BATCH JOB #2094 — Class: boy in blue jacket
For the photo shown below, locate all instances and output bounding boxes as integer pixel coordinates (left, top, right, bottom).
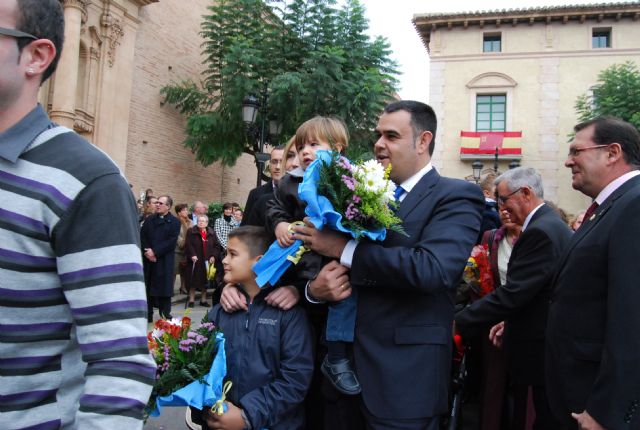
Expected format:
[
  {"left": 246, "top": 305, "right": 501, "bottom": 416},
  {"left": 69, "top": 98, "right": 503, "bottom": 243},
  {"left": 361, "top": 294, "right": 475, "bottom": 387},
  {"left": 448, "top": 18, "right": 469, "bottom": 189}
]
[{"left": 190, "top": 226, "right": 314, "bottom": 430}]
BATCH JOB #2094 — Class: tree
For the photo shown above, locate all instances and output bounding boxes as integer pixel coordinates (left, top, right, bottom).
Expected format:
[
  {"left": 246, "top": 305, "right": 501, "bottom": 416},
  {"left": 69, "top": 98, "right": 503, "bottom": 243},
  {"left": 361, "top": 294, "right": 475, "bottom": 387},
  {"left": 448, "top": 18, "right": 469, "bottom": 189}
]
[
  {"left": 575, "top": 61, "right": 640, "bottom": 130},
  {"left": 161, "top": 0, "right": 398, "bottom": 166}
]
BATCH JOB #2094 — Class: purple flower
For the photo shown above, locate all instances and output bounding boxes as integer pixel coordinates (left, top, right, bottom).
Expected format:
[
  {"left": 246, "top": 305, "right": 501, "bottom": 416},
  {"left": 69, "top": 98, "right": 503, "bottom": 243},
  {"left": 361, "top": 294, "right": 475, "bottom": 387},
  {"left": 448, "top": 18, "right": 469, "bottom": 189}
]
[
  {"left": 179, "top": 338, "right": 196, "bottom": 352},
  {"left": 352, "top": 195, "right": 361, "bottom": 204},
  {"left": 345, "top": 203, "right": 360, "bottom": 220},
  {"left": 341, "top": 174, "right": 356, "bottom": 191},
  {"left": 337, "top": 156, "right": 352, "bottom": 171},
  {"left": 200, "top": 322, "right": 216, "bottom": 331}
]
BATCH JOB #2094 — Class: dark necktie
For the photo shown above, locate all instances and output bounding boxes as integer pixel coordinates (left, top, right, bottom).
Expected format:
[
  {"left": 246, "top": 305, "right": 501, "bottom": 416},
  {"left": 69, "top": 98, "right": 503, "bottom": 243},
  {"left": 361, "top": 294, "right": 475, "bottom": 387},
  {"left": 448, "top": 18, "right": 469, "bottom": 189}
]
[{"left": 581, "top": 201, "right": 599, "bottom": 226}]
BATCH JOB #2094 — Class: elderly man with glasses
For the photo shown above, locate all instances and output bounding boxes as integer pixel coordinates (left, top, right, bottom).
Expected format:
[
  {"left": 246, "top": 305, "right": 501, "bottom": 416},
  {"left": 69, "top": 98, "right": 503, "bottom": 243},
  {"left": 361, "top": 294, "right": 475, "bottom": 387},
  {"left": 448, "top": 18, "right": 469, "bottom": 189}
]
[
  {"left": 0, "top": 1, "right": 155, "bottom": 429},
  {"left": 456, "top": 167, "right": 572, "bottom": 430}
]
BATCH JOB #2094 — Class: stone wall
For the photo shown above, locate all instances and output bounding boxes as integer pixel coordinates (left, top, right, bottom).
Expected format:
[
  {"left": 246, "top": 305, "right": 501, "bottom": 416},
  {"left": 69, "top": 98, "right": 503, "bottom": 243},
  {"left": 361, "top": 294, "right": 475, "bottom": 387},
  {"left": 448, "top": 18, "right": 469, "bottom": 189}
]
[{"left": 125, "top": 0, "right": 256, "bottom": 208}]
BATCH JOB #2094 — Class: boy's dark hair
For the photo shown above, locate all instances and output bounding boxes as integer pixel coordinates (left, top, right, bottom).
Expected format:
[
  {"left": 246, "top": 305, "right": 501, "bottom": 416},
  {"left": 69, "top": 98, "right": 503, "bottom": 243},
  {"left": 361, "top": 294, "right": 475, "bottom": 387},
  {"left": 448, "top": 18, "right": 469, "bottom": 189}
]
[
  {"left": 228, "top": 226, "right": 270, "bottom": 258},
  {"left": 16, "top": 0, "right": 65, "bottom": 83},
  {"left": 383, "top": 100, "right": 437, "bottom": 156},
  {"left": 222, "top": 202, "right": 233, "bottom": 210}
]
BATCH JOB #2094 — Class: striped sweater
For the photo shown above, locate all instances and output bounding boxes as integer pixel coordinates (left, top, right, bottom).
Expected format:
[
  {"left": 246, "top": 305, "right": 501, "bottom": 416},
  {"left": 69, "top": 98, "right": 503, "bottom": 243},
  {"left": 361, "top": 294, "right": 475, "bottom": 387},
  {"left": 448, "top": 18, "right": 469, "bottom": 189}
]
[{"left": 0, "top": 106, "right": 156, "bottom": 430}]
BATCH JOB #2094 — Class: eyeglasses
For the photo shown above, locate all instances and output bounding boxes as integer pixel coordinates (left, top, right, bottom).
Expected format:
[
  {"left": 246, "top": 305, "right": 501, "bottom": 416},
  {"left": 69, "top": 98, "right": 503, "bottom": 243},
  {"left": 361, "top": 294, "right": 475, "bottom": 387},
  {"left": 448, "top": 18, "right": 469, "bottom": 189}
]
[
  {"left": 497, "top": 187, "right": 523, "bottom": 205},
  {"left": 0, "top": 27, "right": 38, "bottom": 40},
  {"left": 567, "top": 144, "right": 610, "bottom": 157}
]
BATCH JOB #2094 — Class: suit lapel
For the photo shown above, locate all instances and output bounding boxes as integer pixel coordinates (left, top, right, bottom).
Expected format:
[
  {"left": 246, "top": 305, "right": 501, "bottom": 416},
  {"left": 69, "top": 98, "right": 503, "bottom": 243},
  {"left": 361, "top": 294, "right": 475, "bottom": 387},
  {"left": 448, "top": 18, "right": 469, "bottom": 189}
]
[{"left": 397, "top": 169, "right": 439, "bottom": 219}]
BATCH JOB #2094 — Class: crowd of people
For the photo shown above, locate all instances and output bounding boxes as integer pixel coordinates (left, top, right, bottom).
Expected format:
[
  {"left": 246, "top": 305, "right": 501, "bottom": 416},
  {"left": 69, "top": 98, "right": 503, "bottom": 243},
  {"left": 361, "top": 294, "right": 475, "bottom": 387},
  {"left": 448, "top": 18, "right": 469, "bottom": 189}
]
[{"left": 2, "top": 2, "right": 639, "bottom": 430}]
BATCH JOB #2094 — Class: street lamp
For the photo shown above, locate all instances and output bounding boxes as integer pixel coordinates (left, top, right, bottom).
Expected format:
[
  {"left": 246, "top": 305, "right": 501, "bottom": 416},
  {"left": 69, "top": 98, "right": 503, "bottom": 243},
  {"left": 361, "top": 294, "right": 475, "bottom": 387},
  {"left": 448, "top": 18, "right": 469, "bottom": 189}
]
[
  {"left": 493, "top": 146, "right": 499, "bottom": 173},
  {"left": 242, "top": 85, "right": 281, "bottom": 187},
  {"left": 472, "top": 160, "right": 484, "bottom": 183}
]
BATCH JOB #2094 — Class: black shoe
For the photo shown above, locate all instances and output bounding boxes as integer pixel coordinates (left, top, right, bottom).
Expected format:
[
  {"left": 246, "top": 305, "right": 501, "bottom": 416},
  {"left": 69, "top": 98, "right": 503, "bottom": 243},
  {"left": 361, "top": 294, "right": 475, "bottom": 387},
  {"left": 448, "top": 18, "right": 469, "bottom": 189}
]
[
  {"left": 161, "top": 313, "right": 173, "bottom": 320},
  {"left": 199, "top": 301, "right": 211, "bottom": 308},
  {"left": 321, "top": 356, "right": 361, "bottom": 395},
  {"left": 187, "top": 302, "right": 195, "bottom": 308}
]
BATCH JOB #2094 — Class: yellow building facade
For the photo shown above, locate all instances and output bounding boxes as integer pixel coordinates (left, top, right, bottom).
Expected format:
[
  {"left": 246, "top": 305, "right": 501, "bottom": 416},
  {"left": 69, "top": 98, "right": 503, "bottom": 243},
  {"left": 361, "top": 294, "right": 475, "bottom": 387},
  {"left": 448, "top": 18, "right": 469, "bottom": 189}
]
[{"left": 414, "top": 3, "right": 640, "bottom": 214}]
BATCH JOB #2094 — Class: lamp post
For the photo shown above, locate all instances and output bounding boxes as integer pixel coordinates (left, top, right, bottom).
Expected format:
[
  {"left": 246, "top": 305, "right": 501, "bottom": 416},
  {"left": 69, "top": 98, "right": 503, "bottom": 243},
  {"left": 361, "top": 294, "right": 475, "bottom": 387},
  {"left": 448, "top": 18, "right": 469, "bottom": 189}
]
[
  {"left": 242, "top": 84, "right": 280, "bottom": 187},
  {"left": 493, "top": 146, "right": 500, "bottom": 173},
  {"left": 472, "top": 160, "right": 484, "bottom": 184}
]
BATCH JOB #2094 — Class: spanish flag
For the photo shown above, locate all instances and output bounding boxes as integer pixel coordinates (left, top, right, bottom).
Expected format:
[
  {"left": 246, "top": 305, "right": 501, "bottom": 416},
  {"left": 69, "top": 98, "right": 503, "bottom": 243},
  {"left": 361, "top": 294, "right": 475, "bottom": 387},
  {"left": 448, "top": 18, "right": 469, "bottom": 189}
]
[{"left": 459, "top": 131, "right": 522, "bottom": 156}]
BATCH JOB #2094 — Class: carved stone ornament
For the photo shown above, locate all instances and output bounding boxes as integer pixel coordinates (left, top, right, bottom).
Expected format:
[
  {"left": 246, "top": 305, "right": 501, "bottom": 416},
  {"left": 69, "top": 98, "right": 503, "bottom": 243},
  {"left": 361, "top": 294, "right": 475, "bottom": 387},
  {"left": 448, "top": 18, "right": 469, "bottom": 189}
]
[
  {"left": 101, "top": 12, "right": 124, "bottom": 67},
  {"left": 62, "top": 0, "right": 88, "bottom": 22}
]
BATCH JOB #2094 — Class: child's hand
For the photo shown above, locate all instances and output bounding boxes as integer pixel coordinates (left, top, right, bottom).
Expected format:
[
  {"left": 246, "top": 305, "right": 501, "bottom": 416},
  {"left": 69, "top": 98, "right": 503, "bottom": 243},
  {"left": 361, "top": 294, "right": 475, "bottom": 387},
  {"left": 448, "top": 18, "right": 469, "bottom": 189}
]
[
  {"left": 203, "top": 402, "right": 246, "bottom": 430},
  {"left": 265, "top": 285, "right": 300, "bottom": 310},
  {"left": 276, "top": 222, "right": 295, "bottom": 247},
  {"left": 220, "top": 284, "right": 248, "bottom": 312}
]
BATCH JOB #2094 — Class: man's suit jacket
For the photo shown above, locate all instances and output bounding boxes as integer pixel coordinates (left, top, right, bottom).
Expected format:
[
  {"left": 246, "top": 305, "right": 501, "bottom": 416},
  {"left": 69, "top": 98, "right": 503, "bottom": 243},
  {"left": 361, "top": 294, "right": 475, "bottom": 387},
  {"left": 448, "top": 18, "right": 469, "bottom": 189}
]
[
  {"left": 546, "top": 175, "right": 640, "bottom": 429},
  {"left": 243, "top": 181, "right": 273, "bottom": 225},
  {"left": 456, "top": 204, "right": 572, "bottom": 386},
  {"left": 350, "top": 169, "right": 484, "bottom": 419}
]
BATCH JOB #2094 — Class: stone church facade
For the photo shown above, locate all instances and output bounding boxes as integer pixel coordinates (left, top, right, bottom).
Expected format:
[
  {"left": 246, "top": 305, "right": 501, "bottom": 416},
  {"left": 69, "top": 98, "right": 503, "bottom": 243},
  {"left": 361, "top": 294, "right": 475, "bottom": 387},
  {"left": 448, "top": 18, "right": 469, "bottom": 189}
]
[{"left": 39, "top": 0, "right": 256, "bottom": 208}]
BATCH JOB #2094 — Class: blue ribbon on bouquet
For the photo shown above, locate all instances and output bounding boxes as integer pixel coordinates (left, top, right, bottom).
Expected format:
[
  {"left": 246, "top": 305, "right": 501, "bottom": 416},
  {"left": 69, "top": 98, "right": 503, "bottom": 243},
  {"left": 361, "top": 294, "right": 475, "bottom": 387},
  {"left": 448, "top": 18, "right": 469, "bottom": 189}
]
[
  {"left": 149, "top": 331, "right": 228, "bottom": 416},
  {"left": 253, "top": 150, "right": 386, "bottom": 288}
]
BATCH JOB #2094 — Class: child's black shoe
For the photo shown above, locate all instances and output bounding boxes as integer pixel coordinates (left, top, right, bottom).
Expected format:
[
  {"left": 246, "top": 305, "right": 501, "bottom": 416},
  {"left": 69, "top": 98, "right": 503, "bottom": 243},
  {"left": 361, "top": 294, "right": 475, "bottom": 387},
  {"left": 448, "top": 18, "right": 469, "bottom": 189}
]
[{"left": 321, "top": 355, "right": 361, "bottom": 395}]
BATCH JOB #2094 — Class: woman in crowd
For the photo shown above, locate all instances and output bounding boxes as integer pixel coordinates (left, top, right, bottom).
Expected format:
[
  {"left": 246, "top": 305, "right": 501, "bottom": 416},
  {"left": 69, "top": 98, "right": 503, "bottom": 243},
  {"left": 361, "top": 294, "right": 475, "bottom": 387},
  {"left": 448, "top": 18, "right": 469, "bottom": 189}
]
[
  {"left": 570, "top": 210, "right": 586, "bottom": 231},
  {"left": 173, "top": 203, "right": 193, "bottom": 295},
  {"left": 214, "top": 202, "right": 236, "bottom": 250},
  {"left": 185, "top": 214, "right": 222, "bottom": 308}
]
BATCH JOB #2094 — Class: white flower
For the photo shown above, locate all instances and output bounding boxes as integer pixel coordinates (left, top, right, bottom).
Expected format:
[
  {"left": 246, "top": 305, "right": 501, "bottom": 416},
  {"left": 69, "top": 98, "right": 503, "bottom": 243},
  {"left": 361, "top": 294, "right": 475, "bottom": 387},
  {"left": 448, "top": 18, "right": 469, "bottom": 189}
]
[
  {"left": 151, "top": 328, "right": 165, "bottom": 340},
  {"left": 353, "top": 160, "right": 388, "bottom": 194}
]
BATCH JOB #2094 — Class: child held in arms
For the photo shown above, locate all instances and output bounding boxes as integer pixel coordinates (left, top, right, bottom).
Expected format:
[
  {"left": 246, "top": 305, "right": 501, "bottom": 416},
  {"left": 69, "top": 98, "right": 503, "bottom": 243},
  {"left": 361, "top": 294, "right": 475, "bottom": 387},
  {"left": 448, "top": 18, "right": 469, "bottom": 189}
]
[
  {"left": 188, "top": 226, "right": 313, "bottom": 430},
  {"left": 265, "top": 116, "right": 361, "bottom": 396}
]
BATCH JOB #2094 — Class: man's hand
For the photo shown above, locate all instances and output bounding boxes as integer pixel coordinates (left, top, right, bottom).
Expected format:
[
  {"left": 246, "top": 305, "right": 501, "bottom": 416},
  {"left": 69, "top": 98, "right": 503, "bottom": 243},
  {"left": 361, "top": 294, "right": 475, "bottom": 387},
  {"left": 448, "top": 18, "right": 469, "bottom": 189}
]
[
  {"left": 308, "top": 260, "right": 351, "bottom": 302},
  {"left": 292, "top": 218, "right": 349, "bottom": 259},
  {"left": 275, "top": 222, "right": 295, "bottom": 247},
  {"left": 489, "top": 321, "right": 505, "bottom": 348},
  {"left": 144, "top": 248, "right": 157, "bottom": 262},
  {"left": 204, "top": 402, "right": 246, "bottom": 430},
  {"left": 220, "top": 284, "right": 248, "bottom": 312},
  {"left": 571, "top": 411, "right": 607, "bottom": 430},
  {"left": 265, "top": 285, "right": 300, "bottom": 310}
]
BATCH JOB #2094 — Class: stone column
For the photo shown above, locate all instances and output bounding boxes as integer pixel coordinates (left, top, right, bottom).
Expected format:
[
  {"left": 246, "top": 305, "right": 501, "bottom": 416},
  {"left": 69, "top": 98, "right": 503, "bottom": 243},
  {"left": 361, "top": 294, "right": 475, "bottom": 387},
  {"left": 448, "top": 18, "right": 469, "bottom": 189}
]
[{"left": 49, "top": 0, "right": 85, "bottom": 128}]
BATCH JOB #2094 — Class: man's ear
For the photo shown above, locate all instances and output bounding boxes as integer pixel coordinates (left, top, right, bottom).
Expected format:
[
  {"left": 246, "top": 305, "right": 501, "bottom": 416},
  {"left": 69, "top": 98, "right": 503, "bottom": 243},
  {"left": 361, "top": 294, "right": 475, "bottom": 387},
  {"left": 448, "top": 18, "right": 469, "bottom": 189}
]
[
  {"left": 22, "top": 39, "right": 56, "bottom": 78},
  {"left": 607, "top": 142, "right": 623, "bottom": 164},
  {"left": 417, "top": 131, "right": 433, "bottom": 155}
]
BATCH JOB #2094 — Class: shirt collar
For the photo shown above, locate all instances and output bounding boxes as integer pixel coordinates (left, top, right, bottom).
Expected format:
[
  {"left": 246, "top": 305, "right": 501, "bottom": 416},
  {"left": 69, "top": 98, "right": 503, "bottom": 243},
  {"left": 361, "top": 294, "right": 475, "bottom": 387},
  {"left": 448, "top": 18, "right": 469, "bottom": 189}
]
[
  {"left": 522, "top": 202, "right": 545, "bottom": 232},
  {"left": 0, "top": 105, "right": 53, "bottom": 163},
  {"left": 594, "top": 170, "right": 640, "bottom": 205},
  {"left": 398, "top": 162, "right": 433, "bottom": 195}
]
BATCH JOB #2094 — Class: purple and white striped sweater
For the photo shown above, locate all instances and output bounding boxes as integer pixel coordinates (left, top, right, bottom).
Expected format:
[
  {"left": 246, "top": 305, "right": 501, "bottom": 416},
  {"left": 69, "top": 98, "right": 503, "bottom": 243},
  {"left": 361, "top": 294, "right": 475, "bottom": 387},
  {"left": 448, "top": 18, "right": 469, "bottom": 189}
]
[{"left": 0, "top": 107, "right": 155, "bottom": 430}]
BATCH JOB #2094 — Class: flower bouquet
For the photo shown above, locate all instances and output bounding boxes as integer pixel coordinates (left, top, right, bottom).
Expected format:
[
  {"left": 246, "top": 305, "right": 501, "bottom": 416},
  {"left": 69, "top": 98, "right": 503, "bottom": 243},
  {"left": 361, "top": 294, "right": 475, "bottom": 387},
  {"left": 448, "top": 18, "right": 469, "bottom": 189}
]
[
  {"left": 254, "top": 149, "right": 405, "bottom": 287},
  {"left": 145, "top": 313, "right": 228, "bottom": 419},
  {"left": 462, "top": 244, "right": 494, "bottom": 298}
]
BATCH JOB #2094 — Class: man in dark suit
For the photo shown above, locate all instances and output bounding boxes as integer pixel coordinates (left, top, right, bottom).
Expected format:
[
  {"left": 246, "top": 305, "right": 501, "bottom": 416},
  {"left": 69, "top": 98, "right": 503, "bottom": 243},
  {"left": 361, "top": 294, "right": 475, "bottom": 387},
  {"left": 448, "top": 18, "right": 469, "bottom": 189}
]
[
  {"left": 456, "top": 167, "right": 572, "bottom": 429},
  {"left": 242, "top": 146, "right": 284, "bottom": 225},
  {"left": 546, "top": 117, "right": 640, "bottom": 430},
  {"left": 294, "top": 100, "right": 484, "bottom": 429}
]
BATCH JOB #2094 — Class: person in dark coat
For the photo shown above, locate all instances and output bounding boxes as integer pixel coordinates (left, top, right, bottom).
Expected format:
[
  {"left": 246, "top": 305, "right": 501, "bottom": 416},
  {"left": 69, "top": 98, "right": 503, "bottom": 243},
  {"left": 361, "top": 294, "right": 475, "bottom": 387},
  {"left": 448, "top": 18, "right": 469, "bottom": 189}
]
[
  {"left": 141, "top": 195, "right": 180, "bottom": 319},
  {"left": 456, "top": 167, "right": 572, "bottom": 430},
  {"left": 242, "top": 146, "right": 284, "bottom": 225},
  {"left": 184, "top": 214, "right": 222, "bottom": 308}
]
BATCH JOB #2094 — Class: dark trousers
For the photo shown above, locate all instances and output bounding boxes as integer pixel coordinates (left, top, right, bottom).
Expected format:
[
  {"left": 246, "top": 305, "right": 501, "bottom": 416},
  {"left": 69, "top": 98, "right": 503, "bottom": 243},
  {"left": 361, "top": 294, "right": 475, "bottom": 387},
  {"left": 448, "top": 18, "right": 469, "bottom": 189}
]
[
  {"left": 512, "top": 384, "right": 559, "bottom": 430},
  {"left": 323, "top": 382, "right": 439, "bottom": 430},
  {"left": 153, "top": 296, "right": 171, "bottom": 319}
]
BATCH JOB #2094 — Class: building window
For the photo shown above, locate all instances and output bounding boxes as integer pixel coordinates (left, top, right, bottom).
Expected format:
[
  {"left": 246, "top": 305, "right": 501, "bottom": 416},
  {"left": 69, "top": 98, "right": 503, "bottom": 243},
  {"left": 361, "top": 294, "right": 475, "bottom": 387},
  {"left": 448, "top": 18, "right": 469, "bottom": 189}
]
[
  {"left": 483, "top": 33, "right": 501, "bottom": 52},
  {"left": 592, "top": 28, "right": 611, "bottom": 48},
  {"left": 476, "top": 95, "right": 506, "bottom": 131}
]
